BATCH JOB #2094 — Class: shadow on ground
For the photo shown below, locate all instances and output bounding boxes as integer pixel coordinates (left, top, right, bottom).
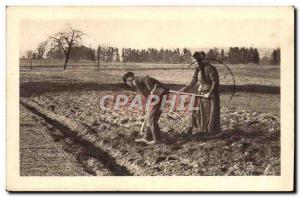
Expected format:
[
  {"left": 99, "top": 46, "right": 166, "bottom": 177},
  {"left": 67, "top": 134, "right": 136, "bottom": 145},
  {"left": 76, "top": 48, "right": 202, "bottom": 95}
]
[{"left": 20, "top": 81, "right": 280, "bottom": 97}]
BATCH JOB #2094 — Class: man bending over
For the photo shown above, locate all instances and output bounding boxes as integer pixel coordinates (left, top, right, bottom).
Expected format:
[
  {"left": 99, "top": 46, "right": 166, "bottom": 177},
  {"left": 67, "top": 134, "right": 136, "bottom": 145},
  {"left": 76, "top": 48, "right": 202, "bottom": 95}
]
[{"left": 122, "top": 72, "right": 169, "bottom": 145}]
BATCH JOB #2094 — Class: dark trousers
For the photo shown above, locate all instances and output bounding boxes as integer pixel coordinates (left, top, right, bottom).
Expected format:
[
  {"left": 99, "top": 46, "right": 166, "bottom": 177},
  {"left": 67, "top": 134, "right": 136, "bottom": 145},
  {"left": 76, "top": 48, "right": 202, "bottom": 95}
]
[
  {"left": 143, "top": 107, "right": 162, "bottom": 141},
  {"left": 142, "top": 89, "right": 168, "bottom": 141}
]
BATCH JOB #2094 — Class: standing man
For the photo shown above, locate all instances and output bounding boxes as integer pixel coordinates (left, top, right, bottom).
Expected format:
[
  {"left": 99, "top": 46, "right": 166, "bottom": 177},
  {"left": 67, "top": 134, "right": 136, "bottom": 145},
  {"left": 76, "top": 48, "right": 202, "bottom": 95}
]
[
  {"left": 122, "top": 72, "right": 169, "bottom": 144},
  {"left": 179, "top": 51, "right": 221, "bottom": 134}
]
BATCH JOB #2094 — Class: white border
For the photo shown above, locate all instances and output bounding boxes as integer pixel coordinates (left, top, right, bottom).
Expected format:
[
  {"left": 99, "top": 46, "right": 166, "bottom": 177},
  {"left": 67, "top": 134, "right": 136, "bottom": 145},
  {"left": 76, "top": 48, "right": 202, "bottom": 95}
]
[{"left": 1, "top": 0, "right": 298, "bottom": 195}]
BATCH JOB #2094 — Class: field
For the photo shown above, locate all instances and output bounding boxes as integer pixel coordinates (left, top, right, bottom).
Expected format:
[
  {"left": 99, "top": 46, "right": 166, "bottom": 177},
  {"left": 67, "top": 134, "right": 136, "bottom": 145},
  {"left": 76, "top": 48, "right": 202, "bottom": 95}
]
[{"left": 19, "top": 62, "right": 281, "bottom": 176}]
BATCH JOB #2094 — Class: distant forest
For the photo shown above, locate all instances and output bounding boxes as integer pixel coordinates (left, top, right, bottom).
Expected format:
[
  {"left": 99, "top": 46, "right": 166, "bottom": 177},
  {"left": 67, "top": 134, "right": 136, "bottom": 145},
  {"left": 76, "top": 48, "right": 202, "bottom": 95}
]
[{"left": 23, "top": 45, "right": 281, "bottom": 65}]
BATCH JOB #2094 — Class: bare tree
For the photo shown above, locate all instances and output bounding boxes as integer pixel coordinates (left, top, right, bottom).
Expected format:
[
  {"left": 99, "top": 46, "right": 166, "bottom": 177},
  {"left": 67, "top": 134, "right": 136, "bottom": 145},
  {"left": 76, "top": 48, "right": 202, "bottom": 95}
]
[{"left": 49, "top": 26, "right": 85, "bottom": 70}]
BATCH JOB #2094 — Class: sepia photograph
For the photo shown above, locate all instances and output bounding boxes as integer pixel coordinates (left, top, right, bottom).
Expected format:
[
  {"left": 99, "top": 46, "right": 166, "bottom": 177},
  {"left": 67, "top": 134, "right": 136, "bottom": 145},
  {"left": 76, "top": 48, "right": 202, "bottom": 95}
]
[{"left": 6, "top": 6, "right": 294, "bottom": 191}]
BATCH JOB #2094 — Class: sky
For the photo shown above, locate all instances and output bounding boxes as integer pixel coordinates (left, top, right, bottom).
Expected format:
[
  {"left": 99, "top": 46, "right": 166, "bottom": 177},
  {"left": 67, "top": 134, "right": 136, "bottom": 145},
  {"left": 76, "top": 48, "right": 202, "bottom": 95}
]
[{"left": 20, "top": 18, "right": 281, "bottom": 56}]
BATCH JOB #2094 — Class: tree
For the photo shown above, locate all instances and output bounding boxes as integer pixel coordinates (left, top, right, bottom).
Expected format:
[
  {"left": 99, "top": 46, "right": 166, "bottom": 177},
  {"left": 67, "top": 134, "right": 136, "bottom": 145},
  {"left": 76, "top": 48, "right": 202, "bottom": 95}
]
[
  {"left": 26, "top": 50, "right": 33, "bottom": 69},
  {"left": 271, "top": 48, "right": 280, "bottom": 65},
  {"left": 225, "top": 47, "right": 260, "bottom": 64},
  {"left": 88, "top": 48, "right": 96, "bottom": 61},
  {"left": 227, "top": 47, "right": 240, "bottom": 64},
  {"left": 173, "top": 48, "right": 180, "bottom": 64},
  {"left": 106, "top": 47, "right": 114, "bottom": 62},
  {"left": 49, "top": 25, "right": 85, "bottom": 70},
  {"left": 115, "top": 48, "right": 120, "bottom": 62},
  {"left": 260, "top": 55, "right": 272, "bottom": 65},
  {"left": 219, "top": 49, "right": 226, "bottom": 61},
  {"left": 240, "top": 47, "right": 247, "bottom": 63},
  {"left": 32, "top": 52, "right": 37, "bottom": 60},
  {"left": 182, "top": 48, "right": 192, "bottom": 63},
  {"left": 206, "top": 47, "right": 219, "bottom": 59},
  {"left": 253, "top": 48, "right": 260, "bottom": 64},
  {"left": 96, "top": 46, "right": 101, "bottom": 69},
  {"left": 26, "top": 50, "right": 33, "bottom": 59},
  {"left": 36, "top": 41, "right": 47, "bottom": 59},
  {"left": 121, "top": 48, "right": 126, "bottom": 62}
]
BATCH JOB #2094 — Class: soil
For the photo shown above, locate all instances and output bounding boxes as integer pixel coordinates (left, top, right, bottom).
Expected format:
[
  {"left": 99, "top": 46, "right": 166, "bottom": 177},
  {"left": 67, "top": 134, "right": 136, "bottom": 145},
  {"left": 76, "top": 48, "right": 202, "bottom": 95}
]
[
  {"left": 20, "top": 88, "right": 280, "bottom": 176},
  {"left": 19, "top": 66, "right": 280, "bottom": 176}
]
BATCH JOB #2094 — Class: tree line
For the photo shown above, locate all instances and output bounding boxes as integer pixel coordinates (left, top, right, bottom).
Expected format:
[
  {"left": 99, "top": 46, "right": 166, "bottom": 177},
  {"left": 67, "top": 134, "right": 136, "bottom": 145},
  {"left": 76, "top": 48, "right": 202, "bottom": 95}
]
[
  {"left": 121, "top": 48, "right": 192, "bottom": 63},
  {"left": 22, "top": 26, "right": 281, "bottom": 69},
  {"left": 206, "top": 47, "right": 260, "bottom": 64},
  {"left": 27, "top": 45, "right": 280, "bottom": 65}
]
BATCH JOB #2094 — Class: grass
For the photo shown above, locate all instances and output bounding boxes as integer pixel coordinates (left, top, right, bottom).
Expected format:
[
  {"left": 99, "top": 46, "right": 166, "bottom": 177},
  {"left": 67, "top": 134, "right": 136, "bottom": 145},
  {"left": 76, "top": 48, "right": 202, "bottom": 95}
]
[{"left": 20, "top": 61, "right": 280, "bottom": 86}]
